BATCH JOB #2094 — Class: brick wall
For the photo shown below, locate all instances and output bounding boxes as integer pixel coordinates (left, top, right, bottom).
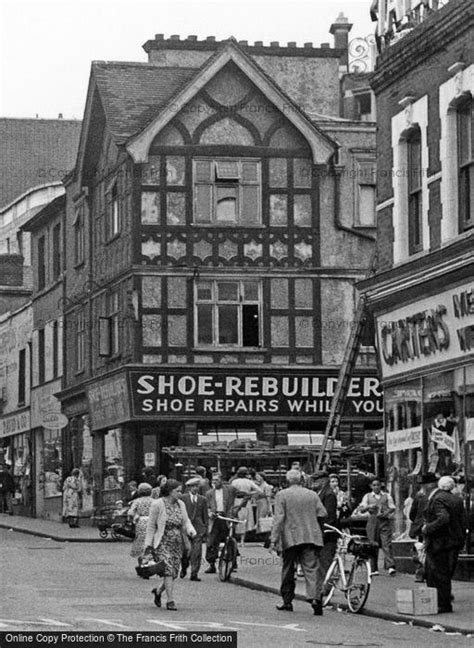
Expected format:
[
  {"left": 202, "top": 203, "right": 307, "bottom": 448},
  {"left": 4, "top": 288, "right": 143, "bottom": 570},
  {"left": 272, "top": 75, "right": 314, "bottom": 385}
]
[{"left": 0, "top": 254, "right": 23, "bottom": 286}]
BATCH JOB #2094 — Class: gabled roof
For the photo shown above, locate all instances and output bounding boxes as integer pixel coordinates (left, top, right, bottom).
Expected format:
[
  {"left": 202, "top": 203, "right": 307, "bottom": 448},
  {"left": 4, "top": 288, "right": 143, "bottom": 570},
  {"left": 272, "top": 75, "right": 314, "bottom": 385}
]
[
  {"left": 0, "top": 118, "right": 81, "bottom": 210},
  {"left": 92, "top": 62, "right": 198, "bottom": 143},
  {"left": 76, "top": 40, "right": 337, "bottom": 182},
  {"left": 126, "top": 41, "right": 335, "bottom": 165}
]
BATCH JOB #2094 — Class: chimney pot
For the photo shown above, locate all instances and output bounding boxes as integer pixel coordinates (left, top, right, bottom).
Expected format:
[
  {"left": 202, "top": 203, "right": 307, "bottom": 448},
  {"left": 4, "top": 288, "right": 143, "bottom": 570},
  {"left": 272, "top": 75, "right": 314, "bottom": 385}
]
[
  {"left": 170, "top": 34, "right": 180, "bottom": 41},
  {"left": 254, "top": 41, "right": 263, "bottom": 46},
  {"left": 321, "top": 42, "right": 330, "bottom": 48},
  {"left": 155, "top": 33, "right": 165, "bottom": 41},
  {"left": 206, "top": 36, "right": 216, "bottom": 42},
  {"left": 304, "top": 42, "right": 313, "bottom": 48},
  {"left": 287, "top": 41, "right": 297, "bottom": 47},
  {"left": 270, "top": 41, "right": 279, "bottom": 47},
  {"left": 238, "top": 40, "right": 248, "bottom": 46},
  {"left": 187, "top": 35, "right": 198, "bottom": 41},
  {"left": 58, "top": 113, "right": 63, "bottom": 119}
]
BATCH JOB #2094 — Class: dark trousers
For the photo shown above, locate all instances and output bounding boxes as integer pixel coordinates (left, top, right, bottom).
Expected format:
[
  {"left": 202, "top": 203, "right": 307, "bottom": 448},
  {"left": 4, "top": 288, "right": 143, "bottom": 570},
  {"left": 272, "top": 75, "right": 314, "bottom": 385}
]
[
  {"left": 316, "top": 539, "right": 337, "bottom": 598},
  {"left": 425, "top": 548, "right": 459, "bottom": 612},
  {"left": 0, "top": 492, "right": 13, "bottom": 513},
  {"left": 280, "top": 543, "right": 321, "bottom": 604},
  {"left": 366, "top": 517, "right": 395, "bottom": 571},
  {"left": 206, "top": 518, "right": 228, "bottom": 565},
  {"left": 182, "top": 533, "right": 204, "bottom": 577}
]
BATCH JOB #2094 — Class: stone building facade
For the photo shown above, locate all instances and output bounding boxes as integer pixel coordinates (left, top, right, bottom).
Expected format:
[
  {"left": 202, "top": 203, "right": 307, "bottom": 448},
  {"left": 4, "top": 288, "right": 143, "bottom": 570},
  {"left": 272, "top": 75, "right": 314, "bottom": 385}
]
[
  {"left": 360, "top": 0, "right": 473, "bottom": 554},
  {"left": 56, "top": 32, "right": 381, "bottom": 504}
]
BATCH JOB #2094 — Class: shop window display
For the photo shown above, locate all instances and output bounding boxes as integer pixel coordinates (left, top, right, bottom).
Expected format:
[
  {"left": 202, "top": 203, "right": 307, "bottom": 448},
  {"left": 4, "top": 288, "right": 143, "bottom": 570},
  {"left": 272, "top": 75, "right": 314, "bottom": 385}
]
[
  {"left": 12, "top": 433, "right": 32, "bottom": 507},
  {"left": 423, "top": 370, "right": 462, "bottom": 477},
  {"left": 103, "top": 427, "right": 124, "bottom": 497},
  {"left": 385, "top": 379, "right": 422, "bottom": 537},
  {"left": 42, "top": 429, "right": 62, "bottom": 497}
]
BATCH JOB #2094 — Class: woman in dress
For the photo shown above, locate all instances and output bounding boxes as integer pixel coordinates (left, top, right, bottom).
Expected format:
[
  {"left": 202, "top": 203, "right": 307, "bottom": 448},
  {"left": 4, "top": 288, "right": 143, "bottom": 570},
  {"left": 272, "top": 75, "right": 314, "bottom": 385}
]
[
  {"left": 253, "top": 473, "right": 273, "bottom": 542},
  {"left": 144, "top": 479, "right": 196, "bottom": 611},
  {"left": 128, "top": 482, "right": 153, "bottom": 573},
  {"left": 62, "top": 468, "right": 82, "bottom": 528}
]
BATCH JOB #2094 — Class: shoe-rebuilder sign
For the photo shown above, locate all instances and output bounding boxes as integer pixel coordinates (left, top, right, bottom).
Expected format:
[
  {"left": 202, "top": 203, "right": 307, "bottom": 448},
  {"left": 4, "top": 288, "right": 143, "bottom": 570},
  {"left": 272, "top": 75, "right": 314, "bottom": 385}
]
[{"left": 129, "top": 369, "right": 382, "bottom": 421}]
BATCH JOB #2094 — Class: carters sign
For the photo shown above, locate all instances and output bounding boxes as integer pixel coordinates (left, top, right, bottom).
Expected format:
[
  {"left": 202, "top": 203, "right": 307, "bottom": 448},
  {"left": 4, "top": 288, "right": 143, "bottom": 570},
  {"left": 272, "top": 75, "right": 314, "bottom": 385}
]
[
  {"left": 129, "top": 370, "right": 382, "bottom": 421},
  {"left": 377, "top": 281, "right": 474, "bottom": 379}
]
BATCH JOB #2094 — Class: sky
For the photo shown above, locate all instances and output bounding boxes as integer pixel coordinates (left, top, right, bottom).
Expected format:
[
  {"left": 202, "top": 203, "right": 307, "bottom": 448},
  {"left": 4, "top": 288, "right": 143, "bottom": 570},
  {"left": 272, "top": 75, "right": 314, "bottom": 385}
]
[{"left": 0, "top": 0, "right": 374, "bottom": 120}]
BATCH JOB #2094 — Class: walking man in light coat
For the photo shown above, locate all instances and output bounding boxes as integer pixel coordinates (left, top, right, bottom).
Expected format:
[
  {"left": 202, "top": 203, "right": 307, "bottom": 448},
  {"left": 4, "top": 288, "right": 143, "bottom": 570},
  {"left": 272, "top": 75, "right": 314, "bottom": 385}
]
[{"left": 270, "top": 469, "right": 327, "bottom": 615}]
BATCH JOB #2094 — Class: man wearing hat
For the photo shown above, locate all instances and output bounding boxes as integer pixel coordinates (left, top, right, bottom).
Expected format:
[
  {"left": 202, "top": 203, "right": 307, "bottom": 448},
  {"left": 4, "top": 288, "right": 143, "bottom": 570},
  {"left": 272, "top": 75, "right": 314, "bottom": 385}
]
[
  {"left": 180, "top": 477, "right": 209, "bottom": 581},
  {"left": 422, "top": 475, "right": 467, "bottom": 613},
  {"left": 409, "top": 473, "right": 438, "bottom": 582},
  {"left": 195, "top": 466, "right": 211, "bottom": 497},
  {"left": 311, "top": 471, "right": 338, "bottom": 603}
]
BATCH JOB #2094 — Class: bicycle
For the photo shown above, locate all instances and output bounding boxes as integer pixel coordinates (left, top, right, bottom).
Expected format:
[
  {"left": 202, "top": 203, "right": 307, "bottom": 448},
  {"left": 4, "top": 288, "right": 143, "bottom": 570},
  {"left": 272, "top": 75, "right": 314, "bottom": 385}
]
[
  {"left": 215, "top": 514, "right": 240, "bottom": 582},
  {"left": 321, "top": 523, "right": 377, "bottom": 613}
]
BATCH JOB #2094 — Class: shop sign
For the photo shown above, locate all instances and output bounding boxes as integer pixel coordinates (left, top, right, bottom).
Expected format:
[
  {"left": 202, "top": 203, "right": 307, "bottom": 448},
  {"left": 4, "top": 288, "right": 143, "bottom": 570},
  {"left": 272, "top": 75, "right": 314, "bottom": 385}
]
[
  {"left": 30, "top": 381, "right": 64, "bottom": 429},
  {"left": 0, "top": 409, "right": 31, "bottom": 438},
  {"left": 87, "top": 374, "right": 131, "bottom": 431},
  {"left": 431, "top": 426, "right": 455, "bottom": 453},
  {"left": 129, "top": 370, "right": 383, "bottom": 421},
  {"left": 377, "top": 281, "right": 474, "bottom": 379},
  {"left": 386, "top": 426, "right": 422, "bottom": 453},
  {"left": 40, "top": 411, "right": 68, "bottom": 430}
]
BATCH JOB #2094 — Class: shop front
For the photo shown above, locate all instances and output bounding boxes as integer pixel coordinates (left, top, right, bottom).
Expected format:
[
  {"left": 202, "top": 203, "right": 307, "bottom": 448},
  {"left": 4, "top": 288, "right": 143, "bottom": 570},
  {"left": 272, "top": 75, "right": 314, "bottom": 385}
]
[
  {"left": 83, "top": 366, "right": 383, "bottom": 505},
  {"left": 31, "top": 380, "right": 69, "bottom": 521},
  {"left": 375, "top": 278, "right": 474, "bottom": 553},
  {"left": 0, "top": 409, "right": 33, "bottom": 516}
]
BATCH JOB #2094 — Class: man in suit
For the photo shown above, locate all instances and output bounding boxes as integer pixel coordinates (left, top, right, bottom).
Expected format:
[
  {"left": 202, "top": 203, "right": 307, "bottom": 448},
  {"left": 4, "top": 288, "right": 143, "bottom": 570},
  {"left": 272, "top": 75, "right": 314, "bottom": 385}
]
[
  {"left": 270, "top": 469, "right": 327, "bottom": 616},
  {"left": 422, "top": 475, "right": 467, "bottom": 613},
  {"left": 204, "top": 472, "right": 235, "bottom": 574},
  {"left": 311, "top": 471, "right": 338, "bottom": 600},
  {"left": 409, "top": 473, "right": 438, "bottom": 582},
  {"left": 180, "top": 477, "right": 209, "bottom": 581}
]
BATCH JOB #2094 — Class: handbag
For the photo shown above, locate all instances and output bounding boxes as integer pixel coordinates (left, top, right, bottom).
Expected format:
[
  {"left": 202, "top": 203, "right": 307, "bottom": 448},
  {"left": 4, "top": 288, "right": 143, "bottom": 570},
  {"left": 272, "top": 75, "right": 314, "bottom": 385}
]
[
  {"left": 257, "top": 516, "right": 273, "bottom": 534},
  {"left": 135, "top": 557, "right": 166, "bottom": 579}
]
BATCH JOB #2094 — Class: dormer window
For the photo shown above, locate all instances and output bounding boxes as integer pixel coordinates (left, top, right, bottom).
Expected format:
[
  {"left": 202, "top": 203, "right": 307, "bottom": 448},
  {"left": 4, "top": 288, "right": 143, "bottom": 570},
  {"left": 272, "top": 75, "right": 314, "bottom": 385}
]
[{"left": 194, "top": 158, "right": 261, "bottom": 225}]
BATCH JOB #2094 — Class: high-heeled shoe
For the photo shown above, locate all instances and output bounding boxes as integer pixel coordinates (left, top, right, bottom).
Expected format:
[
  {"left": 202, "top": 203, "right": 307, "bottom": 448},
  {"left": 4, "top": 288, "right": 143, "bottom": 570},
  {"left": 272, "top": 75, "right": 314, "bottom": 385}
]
[
  {"left": 151, "top": 588, "right": 161, "bottom": 608},
  {"left": 166, "top": 601, "right": 177, "bottom": 611}
]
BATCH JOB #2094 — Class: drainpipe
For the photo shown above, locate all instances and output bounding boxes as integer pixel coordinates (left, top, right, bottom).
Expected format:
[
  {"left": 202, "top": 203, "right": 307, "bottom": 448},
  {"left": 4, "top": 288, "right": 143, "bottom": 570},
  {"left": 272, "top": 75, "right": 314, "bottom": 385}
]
[{"left": 333, "top": 164, "right": 376, "bottom": 241}]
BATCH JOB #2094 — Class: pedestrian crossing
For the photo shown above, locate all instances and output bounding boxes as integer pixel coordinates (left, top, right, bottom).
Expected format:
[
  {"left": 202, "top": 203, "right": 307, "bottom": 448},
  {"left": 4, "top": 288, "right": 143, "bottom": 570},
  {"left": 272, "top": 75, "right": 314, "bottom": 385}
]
[{"left": 0, "top": 617, "right": 307, "bottom": 632}]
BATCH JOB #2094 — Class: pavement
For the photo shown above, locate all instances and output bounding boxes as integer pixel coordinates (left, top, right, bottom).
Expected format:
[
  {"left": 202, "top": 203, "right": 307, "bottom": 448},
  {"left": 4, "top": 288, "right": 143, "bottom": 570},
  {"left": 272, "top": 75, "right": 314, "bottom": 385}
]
[{"left": 1, "top": 513, "right": 473, "bottom": 637}]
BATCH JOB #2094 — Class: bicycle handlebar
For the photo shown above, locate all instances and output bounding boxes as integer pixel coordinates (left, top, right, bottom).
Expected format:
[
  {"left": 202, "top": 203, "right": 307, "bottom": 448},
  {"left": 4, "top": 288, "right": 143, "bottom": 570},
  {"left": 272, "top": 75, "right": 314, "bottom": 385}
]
[
  {"left": 215, "top": 514, "right": 241, "bottom": 524},
  {"left": 323, "top": 523, "right": 358, "bottom": 539}
]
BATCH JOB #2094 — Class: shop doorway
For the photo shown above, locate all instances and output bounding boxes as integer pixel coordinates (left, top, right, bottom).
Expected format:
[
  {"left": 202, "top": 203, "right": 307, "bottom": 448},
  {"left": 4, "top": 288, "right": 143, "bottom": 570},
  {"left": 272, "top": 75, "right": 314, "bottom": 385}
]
[{"left": 142, "top": 425, "right": 180, "bottom": 481}]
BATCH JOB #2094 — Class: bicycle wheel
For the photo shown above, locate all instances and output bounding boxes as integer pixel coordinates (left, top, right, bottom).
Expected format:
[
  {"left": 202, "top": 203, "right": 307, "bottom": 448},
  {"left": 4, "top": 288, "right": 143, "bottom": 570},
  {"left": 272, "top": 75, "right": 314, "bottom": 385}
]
[
  {"left": 346, "top": 559, "right": 370, "bottom": 613},
  {"left": 322, "top": 559, "right": 341, "bottom": 607},
  {"left": 218, "top": 538, "right": 237, "bottom": 582}
]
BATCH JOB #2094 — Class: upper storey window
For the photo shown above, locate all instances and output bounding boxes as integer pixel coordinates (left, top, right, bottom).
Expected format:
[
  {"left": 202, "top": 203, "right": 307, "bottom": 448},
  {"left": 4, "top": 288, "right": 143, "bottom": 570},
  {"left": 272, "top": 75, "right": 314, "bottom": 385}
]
[
  {"left": 458, "top": 96, "right": 474, "bottom": 231},
  {"left": 407, "top": 127, "right": 423, "bottom": 255},
  {"left": 194, "top": 158, "right": 261, "bottom": 225}
]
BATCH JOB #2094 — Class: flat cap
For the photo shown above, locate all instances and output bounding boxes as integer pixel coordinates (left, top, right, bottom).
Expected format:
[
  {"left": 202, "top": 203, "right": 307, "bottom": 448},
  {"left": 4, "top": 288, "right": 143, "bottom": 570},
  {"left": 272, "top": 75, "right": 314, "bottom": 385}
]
[{"left": 186, "top": 477, "right": 201, "bottom": 486}]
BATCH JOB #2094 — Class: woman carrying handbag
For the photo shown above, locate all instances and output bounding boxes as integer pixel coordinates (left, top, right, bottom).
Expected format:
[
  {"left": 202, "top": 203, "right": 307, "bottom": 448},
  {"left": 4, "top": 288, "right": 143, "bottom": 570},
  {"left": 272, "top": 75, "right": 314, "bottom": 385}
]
[{"left": 143, "top": 479, "right": 196, "bottom": 611}]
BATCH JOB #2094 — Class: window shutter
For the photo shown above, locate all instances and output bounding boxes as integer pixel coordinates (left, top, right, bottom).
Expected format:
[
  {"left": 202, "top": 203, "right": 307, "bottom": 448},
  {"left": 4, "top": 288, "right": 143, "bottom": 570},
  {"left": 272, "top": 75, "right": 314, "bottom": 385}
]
[
  {"left": 195, "top": 184, "right": 212, "bottom": 222},
  {"left": 99, "top": 317, "right": 111, "bottom": 357},
  {"left": 240, "top": 185, "right": 260, "bottom": 224}
]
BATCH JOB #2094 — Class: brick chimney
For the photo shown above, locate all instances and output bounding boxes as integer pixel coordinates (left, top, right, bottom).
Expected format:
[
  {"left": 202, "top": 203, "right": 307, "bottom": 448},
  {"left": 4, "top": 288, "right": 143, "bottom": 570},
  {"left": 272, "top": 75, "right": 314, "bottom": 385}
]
[{"left": 330, "top": 12, "right": 353, "bottom": 70}]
